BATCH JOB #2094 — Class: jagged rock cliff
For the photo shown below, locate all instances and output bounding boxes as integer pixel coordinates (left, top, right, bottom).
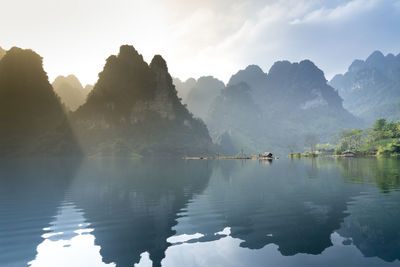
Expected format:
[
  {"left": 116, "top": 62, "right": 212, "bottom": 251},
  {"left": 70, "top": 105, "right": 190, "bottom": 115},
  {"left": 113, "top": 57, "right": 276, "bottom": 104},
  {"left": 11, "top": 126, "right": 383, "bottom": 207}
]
[
  {"left": 52, "top": 74, "right": 92, "bottom": 111},
  {"left": 73, "top": 45, "right": 213, "bottom": 157},
  {"left": 0, "top": 47, "right": 80, "bottom": 156},
  {"left": 172, "top": 77, "right": 196, "bottom": 103},
  {"left": 0, "top": 46, "right": 5, "bottom": 60},
  {"left": 206, "top": 60, "right": 361, "bottom": 155},
  {"left": 330, "top": 51, "right": 400, "bottom": 123},
  {"left": 174, "top": 76, "right": 225, "bottom": 121}
]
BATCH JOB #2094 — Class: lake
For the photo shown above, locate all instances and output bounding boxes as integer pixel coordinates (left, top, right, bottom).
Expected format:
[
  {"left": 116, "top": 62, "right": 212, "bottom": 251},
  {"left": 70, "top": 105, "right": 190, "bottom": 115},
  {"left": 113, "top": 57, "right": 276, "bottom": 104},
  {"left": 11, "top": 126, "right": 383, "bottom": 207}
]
[{"left": 1, "top": 157, "right": 400, "bottom": 267}]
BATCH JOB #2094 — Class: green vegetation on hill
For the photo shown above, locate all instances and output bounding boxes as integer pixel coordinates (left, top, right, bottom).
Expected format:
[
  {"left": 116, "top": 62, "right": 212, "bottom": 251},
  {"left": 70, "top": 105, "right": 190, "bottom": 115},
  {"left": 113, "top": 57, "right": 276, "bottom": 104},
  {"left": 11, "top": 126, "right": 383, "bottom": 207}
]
[
  {"left": 2, "top": 45, "right": 398, "bottom": 159},
  {"left": 72, "top": 45, "right": 214, "bottom": 157},
  {"left": 0, "top": 47, "right": 80, "bottom": 156},
  {"left": 334, "top": 119, "right": 400, "bottom": 157},
  {"left": 0, "top": 45, "right": 214, "bottom": 157},
  {"left": 290, "top": 118, "right": 400, "bottom": 158}
]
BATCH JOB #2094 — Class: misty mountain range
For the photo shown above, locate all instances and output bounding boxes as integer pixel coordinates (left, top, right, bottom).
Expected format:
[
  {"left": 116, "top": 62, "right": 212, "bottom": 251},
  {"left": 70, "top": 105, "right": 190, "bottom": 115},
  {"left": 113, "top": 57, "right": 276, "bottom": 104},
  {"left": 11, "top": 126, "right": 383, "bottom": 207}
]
[
  {"left": 330, "top": 51, "right": 400, "bottom": 123},
  {"left": 175, "top": 61, "right": 361, "bottom": 154},
  {"left": 173, "top": 76, "right": 225, "bottom": 122},
  {"left": 0, "top": 45, "right": 398, "bottom": 156},
  {"left": 52, "top": 75, "right": 93, "bottom": 111}
]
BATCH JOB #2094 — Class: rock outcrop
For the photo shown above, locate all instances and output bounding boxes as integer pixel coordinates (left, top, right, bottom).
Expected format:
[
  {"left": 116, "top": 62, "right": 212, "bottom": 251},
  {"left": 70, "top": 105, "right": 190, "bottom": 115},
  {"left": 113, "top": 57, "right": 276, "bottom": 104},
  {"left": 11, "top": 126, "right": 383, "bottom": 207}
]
[
  {"left": 52, "top": 74, "right": 92, "bottom": 111},
  {"left": 206, "top": 60, "right": 361, "bottom": 154},
  {"left": 174, "top": 76, "right": 225, "bottom": 121},
  {"left": 0, "top": 46, "right": 6, "bottom": 60},
  {"left": 0, "top": 47, "right": 80, "bottom": 156},
  {"left": 330, "top": 50, "right": 400, "bottom": 123},
  {"left": 73, "top": 45, "right": 213, "bottom": 157}
]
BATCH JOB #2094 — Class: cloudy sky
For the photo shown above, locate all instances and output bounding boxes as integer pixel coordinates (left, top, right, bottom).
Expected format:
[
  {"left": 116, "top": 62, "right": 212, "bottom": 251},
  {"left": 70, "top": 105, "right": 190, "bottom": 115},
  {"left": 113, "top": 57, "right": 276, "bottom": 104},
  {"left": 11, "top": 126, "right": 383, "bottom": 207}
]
[{"left": 1, "top": 0, "right": 399, "bottom": 85}]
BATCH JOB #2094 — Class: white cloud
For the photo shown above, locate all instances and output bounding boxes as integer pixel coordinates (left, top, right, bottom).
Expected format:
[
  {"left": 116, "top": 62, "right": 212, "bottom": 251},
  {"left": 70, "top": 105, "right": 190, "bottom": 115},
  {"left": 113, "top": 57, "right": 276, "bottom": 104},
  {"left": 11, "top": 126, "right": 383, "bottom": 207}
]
[
  {"left": 0, "top": 0, "right": 398, "bottom": 84},
  {"left": 290, "top": 0, "right": 379, "bottom": 24}
]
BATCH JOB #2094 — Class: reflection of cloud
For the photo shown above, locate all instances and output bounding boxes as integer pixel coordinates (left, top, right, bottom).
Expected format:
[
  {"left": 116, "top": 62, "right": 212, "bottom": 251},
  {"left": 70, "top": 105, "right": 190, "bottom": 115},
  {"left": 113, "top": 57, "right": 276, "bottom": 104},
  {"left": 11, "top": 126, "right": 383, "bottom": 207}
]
[
  {"left": 29, "top": 201, "right": 114, "bottom": 267},
  {"left": 162, "top": 232, "right": 392, "bottom": 267},
  {"left": 29, "top": 235, "right": 114, "bottom": 267},
  {"left": 41, "top": 201, "right": 90, "bottom": 242},
  {"left": 167, "top": 233, "right": 205, "bottom": 244},
  {"left": 135, "top": 252, "right": 152, "bottom": 267},
  {"left": 215, "top": 227, "right": 231, "bottom": 236}
]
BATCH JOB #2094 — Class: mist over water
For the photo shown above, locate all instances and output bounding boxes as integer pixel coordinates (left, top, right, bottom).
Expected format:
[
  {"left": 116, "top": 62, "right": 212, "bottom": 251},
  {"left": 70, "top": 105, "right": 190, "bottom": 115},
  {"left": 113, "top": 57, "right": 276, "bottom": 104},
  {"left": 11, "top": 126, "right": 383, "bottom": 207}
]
[{"left": 1, "top": 157, "right": 400, "bottom": 267}]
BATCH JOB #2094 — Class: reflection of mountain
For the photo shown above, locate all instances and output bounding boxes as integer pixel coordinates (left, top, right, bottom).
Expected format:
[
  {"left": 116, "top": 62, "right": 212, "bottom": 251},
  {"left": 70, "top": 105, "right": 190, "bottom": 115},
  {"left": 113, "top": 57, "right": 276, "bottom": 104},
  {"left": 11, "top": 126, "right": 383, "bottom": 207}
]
[
  {"left": 0, "top": 158, "right": 81, "bottom": 266},
  {"left": 334, "top": 158, "right": 400, "bottom": 262},
  {"left": 29, "top": 201, "right": 113, "bottom": 267},
  {"left": 172, "top": 160, "right": 361, "bottom": 255},
  {"left": 336, "top": 158, "right": 400, "bottom": 192},
  {"left": 69, "top": 159, "right": 213, "bottom": 267},
  {"left": 2, "top": 157, "right": 400, "bottom": 266},
  {"left": 338, "top": 191, "right": 400, "bottom": 262}
]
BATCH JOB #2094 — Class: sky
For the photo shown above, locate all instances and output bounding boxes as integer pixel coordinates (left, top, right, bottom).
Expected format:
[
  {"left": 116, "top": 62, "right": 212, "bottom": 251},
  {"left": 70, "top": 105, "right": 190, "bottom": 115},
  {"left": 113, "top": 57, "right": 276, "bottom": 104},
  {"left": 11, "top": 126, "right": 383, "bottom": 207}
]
[{"left": 0, "top": 0, "right": 399, "bottom": 86}]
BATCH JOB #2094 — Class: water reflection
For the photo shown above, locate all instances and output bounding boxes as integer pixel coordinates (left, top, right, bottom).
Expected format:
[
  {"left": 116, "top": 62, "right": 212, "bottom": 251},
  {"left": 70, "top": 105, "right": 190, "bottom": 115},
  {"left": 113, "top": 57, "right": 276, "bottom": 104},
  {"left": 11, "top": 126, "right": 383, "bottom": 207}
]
[
  {"left": 171, "top": 160, "right": 360, "bottom": 255},
  {"left": 29, "top": 202, "right": 112, "bottom": 267},
  {"left": 69, "top": 159, "right": 213, "bottom": 267},
  {"left": 1, "top": 158, "right": 400, "bottom": 266},
  {"left": 338, "top": 190, "right": 400, "bottom": 262},
  {"left": 336, "top": 158, "right": 400, "bottom": 192},
  {"left": 0, "top": 158, "right": 81, "bottom": 267}
]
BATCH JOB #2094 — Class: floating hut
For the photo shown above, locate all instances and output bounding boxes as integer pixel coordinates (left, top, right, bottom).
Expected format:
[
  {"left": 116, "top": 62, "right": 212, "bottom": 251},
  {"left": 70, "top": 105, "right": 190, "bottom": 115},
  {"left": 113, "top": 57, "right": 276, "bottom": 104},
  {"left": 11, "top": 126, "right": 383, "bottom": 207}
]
[
  {"left": 342, "top": 150, "right": 355, "bottom": 157},
  {"left": 259, "top": 152, "right": 273, "bottom": 159}
]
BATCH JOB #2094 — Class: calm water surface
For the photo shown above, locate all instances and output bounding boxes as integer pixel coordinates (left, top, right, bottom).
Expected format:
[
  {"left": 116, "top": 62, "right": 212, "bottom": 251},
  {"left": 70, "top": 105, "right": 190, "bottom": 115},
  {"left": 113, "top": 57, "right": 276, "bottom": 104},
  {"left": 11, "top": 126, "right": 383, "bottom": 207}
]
[{"left": 1, "top": 158, "right": 400, "bottom": 267}]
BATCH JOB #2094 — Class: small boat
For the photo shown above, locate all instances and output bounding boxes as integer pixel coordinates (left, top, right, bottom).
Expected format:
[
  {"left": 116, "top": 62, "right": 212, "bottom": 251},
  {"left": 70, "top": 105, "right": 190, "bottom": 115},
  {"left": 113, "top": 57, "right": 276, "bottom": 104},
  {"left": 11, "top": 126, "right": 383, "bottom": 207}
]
[{"left": 259, "top": 152, "right": 273, "bottom": 159}]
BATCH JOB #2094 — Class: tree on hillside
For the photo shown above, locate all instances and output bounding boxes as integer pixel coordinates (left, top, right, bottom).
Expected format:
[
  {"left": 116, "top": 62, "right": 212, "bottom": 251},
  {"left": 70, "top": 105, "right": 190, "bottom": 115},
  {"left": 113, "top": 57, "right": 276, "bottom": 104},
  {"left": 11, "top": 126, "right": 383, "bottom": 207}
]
[
  {"left": 371, "top": 118, "right": 400, "bottom": 140},
  {"left": 336, "top": 129, "right": 364, "bottom": 151},
  {"left": 373, "top": 118, "right": 387, "bottom": 131}
]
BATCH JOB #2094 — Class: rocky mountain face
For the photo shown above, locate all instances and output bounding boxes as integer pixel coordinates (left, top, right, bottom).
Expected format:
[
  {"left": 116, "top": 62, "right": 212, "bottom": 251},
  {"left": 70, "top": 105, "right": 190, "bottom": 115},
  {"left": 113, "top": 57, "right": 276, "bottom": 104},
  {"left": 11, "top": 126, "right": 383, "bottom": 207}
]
[
  {"left": 73, "top": 45, "right": 213, "bottom": 157},
  {"left": 0, "top": 46, "right": 5, "bottom": 60},
  {"left": 330, "top": 51, "right": 400, "bottom": 123},
  {"left": 174, "top": 76, "right": 225, "bottom": 121},
  {"left": 0, "top": 47, "right": 80, "bottom": 156},
  {"left": 172, "top": 77, "right": 196, "bottom": 103},
  {"left": 207, "top": 82, "right": 263, "bottom": 153},
  {"left": 52, "top": 75, "right": 92, "bottom": 111},
  {"left": 83, "top": 84, "right": 93, "bottom": 94},
  {"left": 206, "top": 60, "right": 361, "bottom": 155}
]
